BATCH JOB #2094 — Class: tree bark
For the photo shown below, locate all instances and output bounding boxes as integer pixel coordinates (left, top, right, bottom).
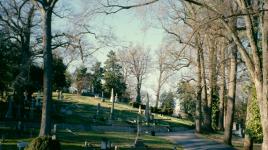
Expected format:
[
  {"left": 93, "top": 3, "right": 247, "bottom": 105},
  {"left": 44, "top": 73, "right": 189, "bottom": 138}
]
[
  {"left": 39, "top": 9, "right": 53, "bottom": 136},
  {"left": 224, "top": 43, "right": 237, "bottom": 145},
  {"left": 200, "top": 48, "right": 209, "bottom": 130},
  {"left": 218, "top": 43, "right": 226, "bottom": 131},
  {"left": 195, "top": 45, "right": 202, "bottom": 133},
  {"left": 207, "top": 36, "right": 217, "bottom": 131},
  {"left": 261, "top": 2, "right": 268, "bottom": 150},
  {"left": 136, "top": 78, "right": 142, "bottom": 104}
]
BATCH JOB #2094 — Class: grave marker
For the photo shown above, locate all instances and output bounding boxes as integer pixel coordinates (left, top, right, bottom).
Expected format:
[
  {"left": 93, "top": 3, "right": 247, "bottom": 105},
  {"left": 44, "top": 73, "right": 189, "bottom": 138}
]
[
  {"left": 101, "top": 91, "right": 105, "bottom": 102},
  {"left": 100, "top": 138, "right": 111, "bottom": 150},
  {"left": 115, "top": 93, "right": 118, "bottom": 103},
  {"left": 57, "top": 90, "right": 60, "bottom": 100},
  {"left": 17, "top": 141, "right": 28, "bottom": 150},
  {"left": 110, "top": 88, "right": 114, "bottom": 102},
  {"left": 97, "top": 103, "right": 100, "bottom": 117},
  {"left": 60, "top": 91, "right": 63, "bottom": 100},
  {"left": 138, "top": 105, "right": 141, "bottom": 114},
  {"left": 5, "top": 96, "right": 13, "bottom": 119}
]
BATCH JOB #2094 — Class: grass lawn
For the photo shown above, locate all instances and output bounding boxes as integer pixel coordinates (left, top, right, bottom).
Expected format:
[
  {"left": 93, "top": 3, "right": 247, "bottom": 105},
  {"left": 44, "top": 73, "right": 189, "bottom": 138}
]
[
  {"left": 0, "top": 93, "right": 189, "bottom": 149},
  {"left": 1, "top": 129, "right": 181, "bottom": 150},
  {"left": 196, "top": 131, "right": 261, "bottom": 150},
  {"left": 52, "top": 93, "right": 194, "bottom": 128}
]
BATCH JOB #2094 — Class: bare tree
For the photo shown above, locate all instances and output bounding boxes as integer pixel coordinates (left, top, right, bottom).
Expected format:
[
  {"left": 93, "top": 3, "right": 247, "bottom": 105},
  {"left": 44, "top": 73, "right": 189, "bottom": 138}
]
[
  {"left": 224, "top": 43, "right": 238, "bottom": 145},
  {"left": 154, "top": 44, "right": 189, "bottom": 108},
  {"left": 218, "top": 40, "right": 227, "bottom": 131},
  {"left": 119, "top": 44, "right": 150, "bottom": 104}
]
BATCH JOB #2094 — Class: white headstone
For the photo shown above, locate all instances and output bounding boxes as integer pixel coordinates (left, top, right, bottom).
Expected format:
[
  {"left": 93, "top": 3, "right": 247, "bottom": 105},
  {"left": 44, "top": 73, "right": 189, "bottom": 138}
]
[
  {"left": 138, "top": 105, "right": 141, "bottom": 114},
  {"left": 101, "top": 91, "right": 104, "bottom": 102},
  {"left": 110, "top": 88, "right": 114, "bottom": 102},
  {"left": 115, "top": 93, "right": 118, "bottom": 102}
]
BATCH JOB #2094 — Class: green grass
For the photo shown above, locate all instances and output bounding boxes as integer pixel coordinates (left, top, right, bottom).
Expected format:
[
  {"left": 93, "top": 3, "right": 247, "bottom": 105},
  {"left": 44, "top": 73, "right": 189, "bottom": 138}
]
[
  {"left": 52, "top": 93, "right": 194, "bottom": 128},
  {"left": 1, "top": 129, "right": 180, "bottom": 150},
  {"left": 0, "top": 93, "right": 190, "bottom": 149}
]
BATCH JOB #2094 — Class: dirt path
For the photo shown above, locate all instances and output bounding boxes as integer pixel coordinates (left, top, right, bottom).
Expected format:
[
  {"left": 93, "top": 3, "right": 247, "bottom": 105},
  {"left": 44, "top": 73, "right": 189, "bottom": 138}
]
[{"left": 158, "top": 130, "right": 235, "bottom": 150}]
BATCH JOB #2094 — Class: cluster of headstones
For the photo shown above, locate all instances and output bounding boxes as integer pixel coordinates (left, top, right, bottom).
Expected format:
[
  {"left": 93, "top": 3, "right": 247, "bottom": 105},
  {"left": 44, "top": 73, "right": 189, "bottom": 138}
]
[{"left": 5, "top": 91, "right": 42, "bottom": 120}]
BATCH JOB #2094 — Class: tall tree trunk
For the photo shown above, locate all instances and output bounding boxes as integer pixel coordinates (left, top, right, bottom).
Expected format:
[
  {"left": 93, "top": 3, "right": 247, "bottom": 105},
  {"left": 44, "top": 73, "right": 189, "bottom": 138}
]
[
  {"left": 244, "top": 89, "right": 254, "bottom": 150},
  {"left": 207, "top": 37, "right": 217, "bottom": 131},
  {"left": 261, "top": 2, "right": 268, "bottom": 149},
  {"left": 195, "top": 46, "right": 202, "bottom": 133},
  {"left": 200, "top": 48, "right": 209, "bottom": 130},
  {"left": 136, "top": 78, "right": 142, "bottom": 104},
  {"left": 39, "top": 9, "right": 53, "bottom": 136},
  {"left": 218, "top": 43, "right": 226, "bottom": 131},
  {"left": 224, "top": 44, "right": 237, "bottom": 145}
]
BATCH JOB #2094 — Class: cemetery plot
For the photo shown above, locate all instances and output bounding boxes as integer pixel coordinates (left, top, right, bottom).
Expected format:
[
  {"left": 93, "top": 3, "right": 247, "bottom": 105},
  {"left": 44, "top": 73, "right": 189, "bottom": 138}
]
[{"left": 0, "top": 93, "right": 190, "bottom": 150}]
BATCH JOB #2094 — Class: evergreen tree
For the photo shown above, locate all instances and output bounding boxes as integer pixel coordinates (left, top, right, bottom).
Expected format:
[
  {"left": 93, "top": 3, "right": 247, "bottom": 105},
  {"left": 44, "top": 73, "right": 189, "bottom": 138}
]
[
  {"left": 160, "top": 91, "right": 175, "bottom": 115},
  {"left": 91, "top": 62, "right": 103, "bottom": 95},
  {"left": 52, "top": 56, "right": 68, "bottom": 90},
  {"left": 103, "top": 50, "right": 126, "bottom": 97}
]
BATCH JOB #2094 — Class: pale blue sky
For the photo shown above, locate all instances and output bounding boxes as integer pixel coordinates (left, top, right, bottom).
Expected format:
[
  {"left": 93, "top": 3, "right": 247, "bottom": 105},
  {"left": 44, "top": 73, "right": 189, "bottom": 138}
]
[
  {"left": 54, "top": 0, "right": 165, "bottom": 63},
  {"left": 52, "top": 0, "right": 185, "bottom": 104}
]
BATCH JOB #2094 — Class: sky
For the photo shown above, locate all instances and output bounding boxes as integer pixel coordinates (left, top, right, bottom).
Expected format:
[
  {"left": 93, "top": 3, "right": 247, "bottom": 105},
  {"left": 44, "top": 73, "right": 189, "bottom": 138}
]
[
  {"left": 53, "top": 0, "right": 185, "bottom": 105},
  {"left": 54, "top": 0, "right": 165, "bottom": 64}
]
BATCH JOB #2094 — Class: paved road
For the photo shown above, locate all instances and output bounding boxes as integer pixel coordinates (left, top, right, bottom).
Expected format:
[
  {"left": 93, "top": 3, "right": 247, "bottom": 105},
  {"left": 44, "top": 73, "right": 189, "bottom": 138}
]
[{"left": 158, "top": 130, "right": 235, "bottom": 150}]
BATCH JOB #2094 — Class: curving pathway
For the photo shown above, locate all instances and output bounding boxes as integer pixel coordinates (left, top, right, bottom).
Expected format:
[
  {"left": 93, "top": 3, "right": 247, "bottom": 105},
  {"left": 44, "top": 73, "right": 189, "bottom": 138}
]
[{"left": 158, "top": 130, "right": 235, "bottom": 150}]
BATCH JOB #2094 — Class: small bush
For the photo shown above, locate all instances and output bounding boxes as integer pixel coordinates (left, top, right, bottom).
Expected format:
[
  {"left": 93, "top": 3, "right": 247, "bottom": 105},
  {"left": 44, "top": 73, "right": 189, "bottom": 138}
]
[
  {"left": 129, "top": 102, "right": 145, "bottom": 109},
  {"left": 25, "top": 136, "right": 61, "bottom": 150},
  {"left": 150, "top": 107, "right": 161, "bottom": 114}
]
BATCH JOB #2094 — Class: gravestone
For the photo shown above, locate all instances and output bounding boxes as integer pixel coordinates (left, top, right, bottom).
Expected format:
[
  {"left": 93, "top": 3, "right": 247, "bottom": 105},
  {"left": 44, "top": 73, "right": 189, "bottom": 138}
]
[
  {"left": 23, "top": 91, "right": 28, "bottom": 101},
  {"left": 84, "top": 141, "right": 91, "bottom": 149},
  {"left": 110, "top": 88, "right": 114, "bottom": 102},
  {"left": 52, "top": 135, "right": 56, "bottom": 140},
  {"left": 101, "top": 91, "right": 105, "bottom": 102},
  {"left": 17, "top": 141, "right": 28, "bottom": 150},
  {"left": 100, "top": 138, "right": 111, "bottom": 150},
  {"left": 92, "top": 85, "right": 94, "bottom": 94},
  {"left": 17, "top": 121, "right": 22, "bottom": 131},
  {"left": 5, "top": 96, "right": 14, "bottom": 119},
  {"left": 57, "top": 90, "right": 60, "bottom": 100},
  {"left": 115, "top": 93, "right": 118, "bottom": 103},
  {"left": 1, "top": 135, "right": 5, "bottom": 143},
  {"left": 96, "top": 103, "right": 100, "bottom": 117},
  {"left": 138, "top": 105, "right": 141, "bottom": 114},
  {"left": 30, "top": 97, "right": 35, "bottom": 120},
  {"left": 114, "top": 145, "right": 119, "bottom": 150},
  {"left": 36, "top": 92, "right": 42, "bottom": 110},
  {"left": 52, "top": 124, "right": 57, "bottom": 134},
  {"left": 60, "top": 91, "right": 63, "bottom": 100},
  {"left": 110, "top": 89, "right": 115, "bottom": 120},
  {"left": 134, "top": 116, "right": 146, "bottom": 149}
]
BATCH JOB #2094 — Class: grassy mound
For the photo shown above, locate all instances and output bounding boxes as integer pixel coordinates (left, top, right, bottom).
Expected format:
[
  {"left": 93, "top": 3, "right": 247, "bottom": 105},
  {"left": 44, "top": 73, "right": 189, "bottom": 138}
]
[{"left": 25, "top": 136, "right": 60, "bottom": 150}]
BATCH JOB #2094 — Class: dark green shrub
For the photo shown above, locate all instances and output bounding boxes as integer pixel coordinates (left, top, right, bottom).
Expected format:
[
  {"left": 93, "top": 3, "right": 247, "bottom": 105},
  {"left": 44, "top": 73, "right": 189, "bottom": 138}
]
[
  {"left": 129, "top": 102, "right": 145, "bottom": 109},
  {"left": 150, "top": 107, "right": 161, "bottom": 114},
  {"left": 25, "top": 136, "right": 61, "bottom": 150}
]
